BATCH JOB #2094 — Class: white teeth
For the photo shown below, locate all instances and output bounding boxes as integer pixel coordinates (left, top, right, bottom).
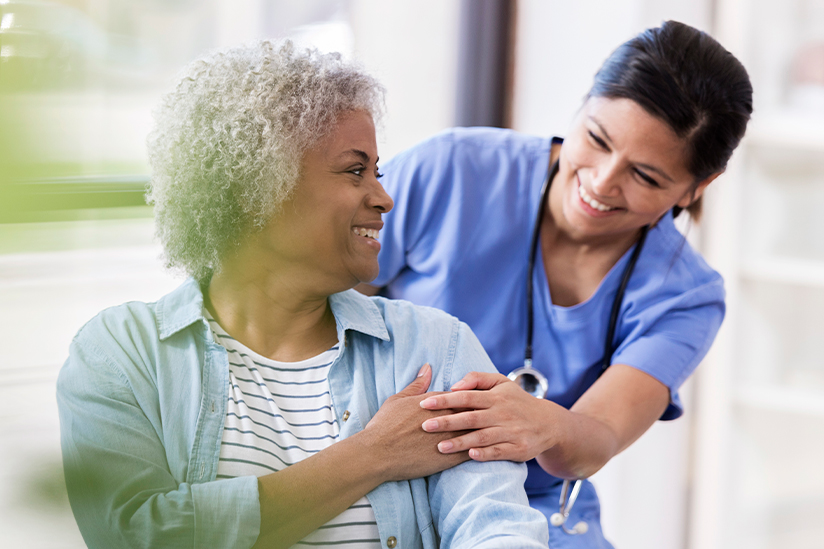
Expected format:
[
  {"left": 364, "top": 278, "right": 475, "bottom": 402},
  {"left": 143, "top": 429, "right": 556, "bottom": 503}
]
[
  {"left": 353, "top": 227, "right": 379, "bottom": 240},
  {"left": 578, "top": 183, "right": 616, "bottom": 212}
]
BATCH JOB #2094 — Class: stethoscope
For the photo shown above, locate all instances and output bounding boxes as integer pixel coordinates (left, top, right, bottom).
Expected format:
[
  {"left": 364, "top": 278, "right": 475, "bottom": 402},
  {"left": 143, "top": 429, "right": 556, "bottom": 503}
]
[{"left": 507, "top": 156, "right": 649, "bottom": 535}]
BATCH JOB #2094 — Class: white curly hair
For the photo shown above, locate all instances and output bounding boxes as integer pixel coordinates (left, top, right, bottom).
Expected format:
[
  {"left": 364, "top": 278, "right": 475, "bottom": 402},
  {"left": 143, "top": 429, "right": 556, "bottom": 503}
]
[{"left": 146, "top": 40, "right": 385, "bottom": 283}]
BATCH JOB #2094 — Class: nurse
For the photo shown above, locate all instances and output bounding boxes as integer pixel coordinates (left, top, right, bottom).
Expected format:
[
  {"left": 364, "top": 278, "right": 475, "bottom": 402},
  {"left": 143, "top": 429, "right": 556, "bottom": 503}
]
[{"left": 363, "top": 21, "right": 752, "bottom": 547}]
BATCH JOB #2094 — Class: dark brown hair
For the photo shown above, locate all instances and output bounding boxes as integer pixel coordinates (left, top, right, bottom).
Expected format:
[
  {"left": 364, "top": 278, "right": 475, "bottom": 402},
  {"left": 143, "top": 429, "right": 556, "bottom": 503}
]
[{"left": 588, "top": 21, "right": 753, "bottom": 220}]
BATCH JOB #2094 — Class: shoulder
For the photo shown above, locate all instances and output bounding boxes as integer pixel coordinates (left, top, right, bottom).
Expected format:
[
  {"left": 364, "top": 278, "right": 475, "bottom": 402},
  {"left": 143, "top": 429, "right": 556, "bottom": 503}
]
[
  {"left": 637, "top": 214, "right": 725, "bottom": 305},
  {"left": 72, "top": 300, "right": 161, "bottom": 356},
  {"left": 333, "top": 290, "right": 494, "bottom": 385},
  {"left": 385, "top": 127, "right": 549, "bottom": 172},
  {"left": 337, "top": 289, "right": 463, "bottom": 341},
  {"left": 58, "top": 299, "right": 164, "bottom": 399},
  {"left": 367, "top": 294, "right": 497, "bottom": 379}
]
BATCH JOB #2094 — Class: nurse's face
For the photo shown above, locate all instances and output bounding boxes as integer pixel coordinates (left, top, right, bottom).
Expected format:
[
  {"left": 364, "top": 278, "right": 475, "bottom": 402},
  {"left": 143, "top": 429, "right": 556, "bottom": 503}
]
[{"left": 552, "top": 96, "right": 718, "bottom": 242}]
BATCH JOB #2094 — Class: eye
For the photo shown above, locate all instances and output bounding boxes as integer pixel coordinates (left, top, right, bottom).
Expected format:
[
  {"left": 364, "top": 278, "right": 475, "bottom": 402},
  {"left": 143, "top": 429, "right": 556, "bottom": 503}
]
[
  {"left": 633, "top": 168, "right": 661, "bottom": 188},
  {"left": 349, "top": 166, "right": 367, "bottom": 177},
  {"left": 588, "top": 131, "right": 609, "bottom": 150},
  {"left": 376, "top": 169, "right": 384, "bottom": 179}
]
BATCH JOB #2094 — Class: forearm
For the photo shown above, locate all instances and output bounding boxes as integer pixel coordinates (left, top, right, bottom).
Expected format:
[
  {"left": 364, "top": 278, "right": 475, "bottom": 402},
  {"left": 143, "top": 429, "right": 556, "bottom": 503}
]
[
  {"left": 537, "top": 364, "right": 670, "bottom": 479},
  {"left": 253, "top": 429, "right": 388, "bottom": 549},
  {"left": 534, "top": 399, "right": 621, "bottom": 479}
]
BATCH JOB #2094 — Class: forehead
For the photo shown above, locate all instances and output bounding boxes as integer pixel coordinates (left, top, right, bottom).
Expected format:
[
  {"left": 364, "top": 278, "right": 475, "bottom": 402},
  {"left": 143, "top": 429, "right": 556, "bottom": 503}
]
[
  {"left": 583, "top": 97, "right": 692, "bottom": 179},
  {"left": 313, "top": 110, "right": 377, "bottom": 161}
]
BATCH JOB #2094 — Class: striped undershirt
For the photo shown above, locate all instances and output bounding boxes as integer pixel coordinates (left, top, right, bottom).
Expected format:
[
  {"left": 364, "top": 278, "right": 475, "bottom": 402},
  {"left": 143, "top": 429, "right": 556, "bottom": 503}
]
[{"left": 205, "top": 310, "right": 381, "bottom": 548}]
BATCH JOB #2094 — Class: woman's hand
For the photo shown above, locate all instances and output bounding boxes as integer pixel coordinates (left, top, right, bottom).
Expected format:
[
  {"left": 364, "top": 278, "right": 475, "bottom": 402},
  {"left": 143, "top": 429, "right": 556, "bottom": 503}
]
[
  {"left": 359, "top": 363, "right": 471, "bottom": 482},
  {"left": 418, "top": 371, "right": 556, "bottom": 463}
]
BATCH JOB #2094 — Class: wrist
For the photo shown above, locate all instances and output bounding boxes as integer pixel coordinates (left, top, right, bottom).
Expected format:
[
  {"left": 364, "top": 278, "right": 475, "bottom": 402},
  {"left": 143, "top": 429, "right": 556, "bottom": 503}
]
[{"left": 346, "top": 429, "right": 393, "bottom": 485}]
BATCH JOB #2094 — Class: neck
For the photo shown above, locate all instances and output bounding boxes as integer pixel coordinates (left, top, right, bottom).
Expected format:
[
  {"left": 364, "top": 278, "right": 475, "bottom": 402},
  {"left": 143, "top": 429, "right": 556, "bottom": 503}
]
[{"left": 205, "top": 255, "right": 339, "bottom": 362}]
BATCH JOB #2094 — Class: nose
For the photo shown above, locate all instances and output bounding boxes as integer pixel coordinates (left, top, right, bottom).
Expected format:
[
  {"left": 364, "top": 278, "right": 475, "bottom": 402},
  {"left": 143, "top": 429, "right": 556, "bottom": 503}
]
[
  {"left": 368, "top": 178, "right": 394, "bottom": 213},
  {"left": 589, "top": 159, "right": 622, "bottom": 198}
]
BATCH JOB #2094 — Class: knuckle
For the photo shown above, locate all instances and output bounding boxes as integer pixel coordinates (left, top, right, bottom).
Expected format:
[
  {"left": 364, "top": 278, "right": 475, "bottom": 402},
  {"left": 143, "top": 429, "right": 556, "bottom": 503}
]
[{"left": 476, "top": 429, "right": 491, "bottom": 446}]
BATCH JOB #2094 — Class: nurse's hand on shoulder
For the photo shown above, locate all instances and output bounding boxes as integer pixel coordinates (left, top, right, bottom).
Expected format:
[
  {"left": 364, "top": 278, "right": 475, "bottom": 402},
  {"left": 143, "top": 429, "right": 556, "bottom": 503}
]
[{"left": 418, "top": 371, "right": 558, "bottom": 463}]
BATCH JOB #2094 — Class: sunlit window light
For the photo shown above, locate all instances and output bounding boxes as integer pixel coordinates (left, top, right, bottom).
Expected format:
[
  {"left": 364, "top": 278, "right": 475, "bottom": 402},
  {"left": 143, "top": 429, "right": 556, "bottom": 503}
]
[{"left": 0, "top": 13, "right": 13, "bottom": 29}]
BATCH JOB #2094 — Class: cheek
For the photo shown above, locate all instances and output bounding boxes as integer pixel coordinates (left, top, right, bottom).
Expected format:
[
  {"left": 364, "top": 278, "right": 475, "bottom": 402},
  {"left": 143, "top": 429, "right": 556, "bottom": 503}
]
[{"left": 623, "top": 186, "right": 682, "bottom": 216}]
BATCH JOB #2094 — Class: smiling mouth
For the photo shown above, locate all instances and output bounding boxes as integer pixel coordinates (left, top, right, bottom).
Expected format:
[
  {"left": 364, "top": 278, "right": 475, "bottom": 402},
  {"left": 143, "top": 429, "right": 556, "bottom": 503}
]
[
  {"left": 577, "top": 181, "right": 619, "bottom": 212},
  {"left": 352, "top": 227, "right": 380, "bottom": 240}
]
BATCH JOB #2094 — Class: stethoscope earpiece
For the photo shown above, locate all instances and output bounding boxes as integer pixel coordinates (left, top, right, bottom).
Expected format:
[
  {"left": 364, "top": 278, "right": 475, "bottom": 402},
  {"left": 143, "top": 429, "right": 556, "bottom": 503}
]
[{"left": 549, "top": 513, "right": 565, "bottom": 527}]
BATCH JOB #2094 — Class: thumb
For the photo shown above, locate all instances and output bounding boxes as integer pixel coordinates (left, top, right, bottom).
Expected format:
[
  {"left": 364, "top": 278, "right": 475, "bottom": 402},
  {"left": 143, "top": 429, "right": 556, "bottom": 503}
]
[{"left": 395, "top": 363, "right": 432, "bottom": 397}]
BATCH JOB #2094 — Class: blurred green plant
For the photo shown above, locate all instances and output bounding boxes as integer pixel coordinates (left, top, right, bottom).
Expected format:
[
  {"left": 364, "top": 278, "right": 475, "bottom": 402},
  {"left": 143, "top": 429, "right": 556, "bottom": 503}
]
[{"left": 1, "top": 0, "right": 154, "bottom": 223}]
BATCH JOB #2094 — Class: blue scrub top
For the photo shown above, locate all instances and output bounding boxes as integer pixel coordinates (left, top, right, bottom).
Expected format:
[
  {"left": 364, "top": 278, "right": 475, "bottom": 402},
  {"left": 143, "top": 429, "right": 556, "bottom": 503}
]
[{"left": 373, "top": 127, "right": 725, "bottom": 497}]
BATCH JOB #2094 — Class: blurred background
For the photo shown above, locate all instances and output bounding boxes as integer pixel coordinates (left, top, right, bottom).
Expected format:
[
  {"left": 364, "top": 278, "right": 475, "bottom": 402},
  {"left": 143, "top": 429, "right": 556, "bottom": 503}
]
[{"left": 1, "top": 0, "right": 823, "bottom": 547}]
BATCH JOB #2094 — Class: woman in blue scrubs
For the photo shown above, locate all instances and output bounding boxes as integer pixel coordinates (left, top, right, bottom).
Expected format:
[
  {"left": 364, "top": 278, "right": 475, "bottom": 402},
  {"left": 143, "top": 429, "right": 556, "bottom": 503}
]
[{"left": 363, "top": 21, "right": 753, "bottom": 548}]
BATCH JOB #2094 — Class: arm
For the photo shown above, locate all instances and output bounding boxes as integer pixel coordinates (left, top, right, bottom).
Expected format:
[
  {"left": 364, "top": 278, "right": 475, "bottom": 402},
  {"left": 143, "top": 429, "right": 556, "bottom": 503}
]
[
  {"left": 419, "top": 295, "right": 722, "bottom": 479},
  {"left": 421, "top": 365, "right": 668, "bottom": 478},
  {"left": 254, "top": 364, "right": 470, "bottom": 548},
  {"left": 59, "top": 335, "right": 464, "bottom": 549},
  {"left": 426, "top": 322, "right": 549, "bottom": 548}
]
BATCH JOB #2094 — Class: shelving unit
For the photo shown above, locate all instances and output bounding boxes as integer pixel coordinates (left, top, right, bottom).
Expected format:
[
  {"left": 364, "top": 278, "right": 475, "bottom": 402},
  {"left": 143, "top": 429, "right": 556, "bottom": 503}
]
[{"left": 691, "top": 1, "right": 824, "bottom": 547}]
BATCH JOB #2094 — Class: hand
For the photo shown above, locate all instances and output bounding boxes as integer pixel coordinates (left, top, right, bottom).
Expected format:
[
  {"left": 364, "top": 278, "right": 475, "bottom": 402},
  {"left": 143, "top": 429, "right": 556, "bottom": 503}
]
[
  {"left": 418, "top": 371, "right": 556, "bottom": 463},
  {"left": 360, "top": 364, "right": 471, "bottom": 482}
]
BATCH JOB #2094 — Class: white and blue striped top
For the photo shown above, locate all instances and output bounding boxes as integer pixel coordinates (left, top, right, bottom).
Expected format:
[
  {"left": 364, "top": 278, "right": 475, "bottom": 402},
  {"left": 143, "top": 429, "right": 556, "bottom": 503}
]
[{"left": 206, "top": 310, "right": 381, "bottom": 548}]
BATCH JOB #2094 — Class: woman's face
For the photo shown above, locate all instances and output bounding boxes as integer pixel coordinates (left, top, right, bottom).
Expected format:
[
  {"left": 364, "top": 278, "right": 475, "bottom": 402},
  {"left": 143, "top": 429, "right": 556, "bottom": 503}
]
[
  {"left": 552, "top": 96, "right": 717, "bottom": 243},
  {"left": 261, "top": 110, "right": 392, "bottom": 289}
]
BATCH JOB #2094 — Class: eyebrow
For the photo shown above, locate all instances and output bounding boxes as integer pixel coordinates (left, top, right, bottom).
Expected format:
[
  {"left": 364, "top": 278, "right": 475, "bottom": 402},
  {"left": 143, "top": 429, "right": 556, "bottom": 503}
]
[
  {"left": 588, "top": 116, "right": 674, "bottom": 182},
  {"left": 336, "top": 149, "right": 378, "bottom": 164}
]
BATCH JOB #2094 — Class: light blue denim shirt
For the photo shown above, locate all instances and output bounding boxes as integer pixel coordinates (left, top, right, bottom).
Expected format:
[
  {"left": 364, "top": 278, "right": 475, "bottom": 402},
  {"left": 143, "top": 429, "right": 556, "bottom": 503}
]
[{"left": 57, "top": 278, "right": 549, "bottom": 549}]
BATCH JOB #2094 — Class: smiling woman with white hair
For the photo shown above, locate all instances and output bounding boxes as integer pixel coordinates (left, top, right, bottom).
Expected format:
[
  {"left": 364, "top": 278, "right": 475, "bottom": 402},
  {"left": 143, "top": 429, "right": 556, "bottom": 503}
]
[{"left": 56, "top": 41, "right": 549, "bottom": 549}]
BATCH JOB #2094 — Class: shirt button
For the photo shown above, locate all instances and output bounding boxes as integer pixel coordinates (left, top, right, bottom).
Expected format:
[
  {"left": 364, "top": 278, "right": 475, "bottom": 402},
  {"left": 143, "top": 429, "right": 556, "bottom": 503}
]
[
  {"left": 342, "top": 410, "right": 350, "bottom": 422},
  {"left": 386, "top": 536, "right": 397, "bottom": 548}
]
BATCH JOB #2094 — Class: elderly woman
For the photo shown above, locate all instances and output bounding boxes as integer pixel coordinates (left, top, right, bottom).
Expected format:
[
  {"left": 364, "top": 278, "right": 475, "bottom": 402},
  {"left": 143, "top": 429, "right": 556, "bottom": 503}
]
[{"left": 56, "top": 42, "right": 548, "bottom": 549}]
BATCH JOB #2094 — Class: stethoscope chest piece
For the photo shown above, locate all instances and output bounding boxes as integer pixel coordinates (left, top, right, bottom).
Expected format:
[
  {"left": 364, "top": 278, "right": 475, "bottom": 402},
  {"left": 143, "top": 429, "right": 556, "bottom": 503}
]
[{"left": 507, "top": 359, "right": 549, "bottom": 399}]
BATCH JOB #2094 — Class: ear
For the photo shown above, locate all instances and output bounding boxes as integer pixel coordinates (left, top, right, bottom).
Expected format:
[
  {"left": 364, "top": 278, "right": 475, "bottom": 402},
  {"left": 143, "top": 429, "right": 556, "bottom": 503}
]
[{"left": 676, "top": 171, "right": 724, "bottom": 208}]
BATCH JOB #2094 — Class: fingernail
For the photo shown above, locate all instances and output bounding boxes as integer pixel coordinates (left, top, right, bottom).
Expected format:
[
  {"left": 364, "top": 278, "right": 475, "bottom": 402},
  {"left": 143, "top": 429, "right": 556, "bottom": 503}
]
[
  {"left": 422, "top": 419, "right": 438, "bottom": 432},
  {"left": 420, "top": 398, "right": 436, "bottom": 409},
  {"left": 438, "top": 441, "right": 453, "bottom": 453},
  {"left": 417, "top": 363, "right": 430, "bottom": 378},
  {"left": 469, "top": 449, "right": 479, "bottom": 459},
  {"left": 450, "top": 380, "right": 466, "bottom": 390}
]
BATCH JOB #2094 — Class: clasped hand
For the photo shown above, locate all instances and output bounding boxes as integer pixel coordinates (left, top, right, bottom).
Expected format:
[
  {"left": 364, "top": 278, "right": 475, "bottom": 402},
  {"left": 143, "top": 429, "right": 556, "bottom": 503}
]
[{"left": 418, "top": 371, "right": 553, "bottom": 463}]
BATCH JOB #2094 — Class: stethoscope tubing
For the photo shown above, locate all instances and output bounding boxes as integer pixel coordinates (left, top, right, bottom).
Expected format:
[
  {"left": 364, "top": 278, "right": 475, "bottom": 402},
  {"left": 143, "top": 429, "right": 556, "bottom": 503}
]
[{"left": 517, "top": 152, "right": 649, "bottom": 535}]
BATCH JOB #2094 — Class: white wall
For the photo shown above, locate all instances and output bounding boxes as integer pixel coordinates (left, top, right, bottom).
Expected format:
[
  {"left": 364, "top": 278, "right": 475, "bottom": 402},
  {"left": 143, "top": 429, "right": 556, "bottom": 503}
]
[
  {"left": 511, "top": 0, "right": 712, "bottom": 138},
  {"left": 348, "top": 0, "right": 461, "bottom": 160}
]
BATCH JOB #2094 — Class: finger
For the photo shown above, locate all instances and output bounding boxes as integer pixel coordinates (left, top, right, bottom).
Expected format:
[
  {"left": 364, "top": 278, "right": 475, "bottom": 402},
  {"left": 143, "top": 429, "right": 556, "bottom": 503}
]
[
  {"left": 420, "top": 389, "right": 491, "bottom": 411},
  {"left": 396, "top": 363, "right": 432, "bottom": 397},
  {"left": 435, "top": 427, "right": 505, "bottom": 454},
  {"left": 421, "top": 410, "right": 489, "bottom": 434},
  {"left": 450, "top": 371, "right": 509, "bottom": 391},
  {"left": 468, "top": 444, "right": 511, "bottom": 462}
]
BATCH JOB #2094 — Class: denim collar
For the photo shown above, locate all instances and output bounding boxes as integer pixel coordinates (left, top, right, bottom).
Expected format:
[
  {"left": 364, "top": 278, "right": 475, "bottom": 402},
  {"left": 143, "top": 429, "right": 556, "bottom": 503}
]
[{"left": 156, "top": 278, "right": 390, "bottom": 342}]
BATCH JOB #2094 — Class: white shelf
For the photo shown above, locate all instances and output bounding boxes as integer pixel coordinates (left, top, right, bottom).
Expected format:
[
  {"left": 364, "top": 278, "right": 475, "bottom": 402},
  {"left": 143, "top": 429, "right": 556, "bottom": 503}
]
[
  {"left": 745, "top": 111, "right": 824, "bottom": 153},
  {"left": 734, "top": 385, "right": 824, "bottom": 417},
  {"left": 740, "top": 256, "right": 824, "bottom": 287}
]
